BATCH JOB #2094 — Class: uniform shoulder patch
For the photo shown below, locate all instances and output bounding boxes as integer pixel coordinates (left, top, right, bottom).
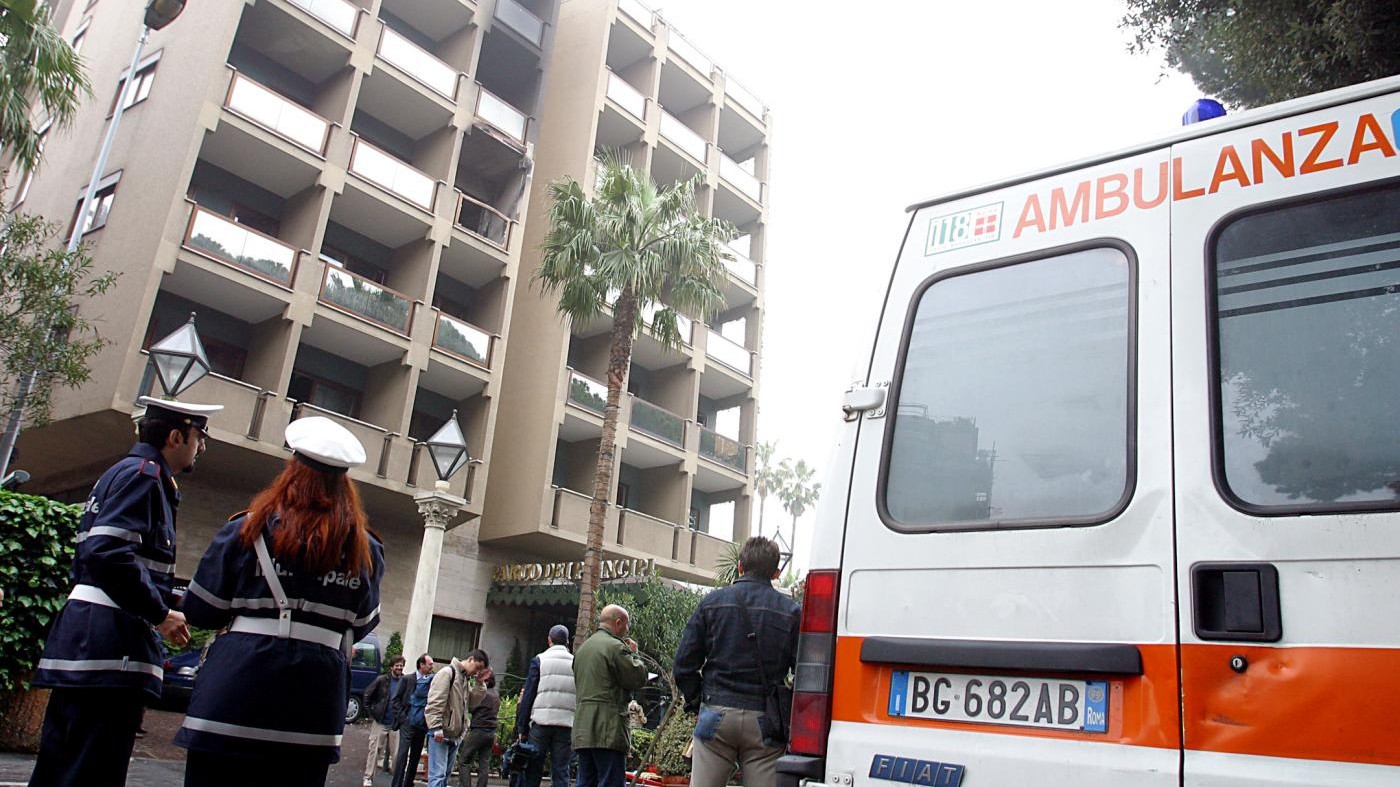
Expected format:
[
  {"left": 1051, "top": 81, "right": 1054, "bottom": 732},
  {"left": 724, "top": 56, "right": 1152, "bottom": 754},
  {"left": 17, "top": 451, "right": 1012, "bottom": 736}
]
[{"left": 139, "top": 459, "right": 162, "bottom": 479}]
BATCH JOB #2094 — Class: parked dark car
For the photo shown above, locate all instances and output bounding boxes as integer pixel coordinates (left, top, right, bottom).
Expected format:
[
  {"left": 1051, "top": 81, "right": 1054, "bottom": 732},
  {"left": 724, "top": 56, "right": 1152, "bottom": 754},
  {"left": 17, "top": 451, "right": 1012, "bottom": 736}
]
[
  {"left": 346, "top": 632, "right": 383, "bottom": 723},
  {"left": 158, "top": 649, "right": 202, "bottom": 710}
]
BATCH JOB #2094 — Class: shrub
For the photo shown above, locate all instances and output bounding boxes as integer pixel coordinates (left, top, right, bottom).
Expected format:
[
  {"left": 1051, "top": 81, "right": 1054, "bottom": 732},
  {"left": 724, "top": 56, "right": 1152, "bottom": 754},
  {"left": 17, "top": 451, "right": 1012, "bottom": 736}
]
[
  {"left": 0, "top": 490, "right": 81, "bottom": 691},
  {"left": 385, "top": 630, "right": 403, "bottom": 668},
  {"left": 651, "top": 709, "right": 695, "bottom": 776}
]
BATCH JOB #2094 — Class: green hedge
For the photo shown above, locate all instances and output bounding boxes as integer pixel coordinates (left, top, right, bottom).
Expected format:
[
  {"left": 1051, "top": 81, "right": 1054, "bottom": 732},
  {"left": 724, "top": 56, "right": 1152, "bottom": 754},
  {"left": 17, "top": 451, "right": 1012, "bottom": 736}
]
[{"left": 0, "top": 491, "right": 80, "bottom": 691}]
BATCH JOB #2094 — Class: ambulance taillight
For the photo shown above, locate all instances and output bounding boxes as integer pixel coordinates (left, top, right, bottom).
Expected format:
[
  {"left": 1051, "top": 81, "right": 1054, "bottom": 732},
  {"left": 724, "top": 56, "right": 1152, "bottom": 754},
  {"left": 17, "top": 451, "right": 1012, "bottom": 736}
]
[{"left": 789, "top": 568, "right": 839, "bottom": 756}]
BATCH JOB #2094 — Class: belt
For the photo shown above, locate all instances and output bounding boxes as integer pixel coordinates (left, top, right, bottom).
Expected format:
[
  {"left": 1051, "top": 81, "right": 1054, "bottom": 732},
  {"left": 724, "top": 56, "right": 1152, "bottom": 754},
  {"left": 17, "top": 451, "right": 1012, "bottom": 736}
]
[
  {"left": 229, "top": 615, "right": 346, "bottom": 650},
  {"left": 69, "top": 584, "right": 120, "bottom": 609}
]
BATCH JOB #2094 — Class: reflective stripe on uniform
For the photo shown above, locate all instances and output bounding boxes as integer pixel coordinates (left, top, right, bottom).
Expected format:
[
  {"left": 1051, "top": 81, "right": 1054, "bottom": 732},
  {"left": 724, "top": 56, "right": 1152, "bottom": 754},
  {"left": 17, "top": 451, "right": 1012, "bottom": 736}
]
[
  {"left": 76, "top": 526, "right": 142, "bottom": 544},
  {"left": 216, "top": 595, "right": 372, "bottom": 624},
  {"left": 69, "top": 583, "right": 119, "bottom": 609},
  {"left": 37, "top": 657, "right": 163, "bottom": 679},
  {"left": 228, "top": 615, "right": 345, "bottom": 649},
  {"left": 187, "top": 580, "right": 230, "bottom": 609},
  {"left": 181, "top": 715, "right": 343, "bottom": 747},
  {"left": 136, "top": 555, "right": 176, "bottom": 574}
]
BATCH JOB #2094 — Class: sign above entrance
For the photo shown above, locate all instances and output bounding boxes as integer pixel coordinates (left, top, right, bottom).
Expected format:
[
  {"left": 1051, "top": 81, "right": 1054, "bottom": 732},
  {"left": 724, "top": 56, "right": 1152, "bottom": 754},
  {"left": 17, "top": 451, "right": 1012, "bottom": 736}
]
[{"left": 493, "top": 557, "right": 656, "bottom": 584}]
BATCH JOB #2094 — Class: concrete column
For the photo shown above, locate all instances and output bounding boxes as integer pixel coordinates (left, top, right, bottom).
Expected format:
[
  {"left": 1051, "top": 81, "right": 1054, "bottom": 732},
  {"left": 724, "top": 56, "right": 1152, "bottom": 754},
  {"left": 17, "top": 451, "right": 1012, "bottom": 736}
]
[{"left": 404, "top": 482, "right": 469, "bottom": 659}]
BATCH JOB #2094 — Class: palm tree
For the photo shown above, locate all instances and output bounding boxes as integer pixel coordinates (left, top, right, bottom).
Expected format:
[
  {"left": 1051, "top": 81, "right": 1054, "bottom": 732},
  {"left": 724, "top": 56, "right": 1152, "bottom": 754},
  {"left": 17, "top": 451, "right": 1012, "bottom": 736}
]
[
  {"left": 535, "top": 153, "right": 735, "bottom": 645},
  {"left": 0, "top": 0, "right": 90, "bottom": 174},
  {"left": 752, "top": 440, "right": 786, "bottom": 538},
  {"left": 777, "top": 459, "right": 820, "bottom": 566}
]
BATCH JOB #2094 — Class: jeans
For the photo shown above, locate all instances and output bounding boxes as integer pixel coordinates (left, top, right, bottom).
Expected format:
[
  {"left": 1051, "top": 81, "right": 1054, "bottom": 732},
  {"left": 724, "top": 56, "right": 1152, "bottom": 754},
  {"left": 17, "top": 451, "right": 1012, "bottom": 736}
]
[
  {"left": 391, "top": 726, "right": 428, "bottom": 787},
  {"left": 573, "top": 748, "right": 625, "bottom": 787},
  {"left": 689, "top": 705, "right": 784, "bottom": 787},
  {"left": 456, "top": 728, "right": 495, "bottom": 787},
  {"left": 523, "top": 723, "right": 573, "bottom": 787},
  {"left": 428, "top": 734, "right": 462, "bottom": 787},
  {"left": 365, "top": 719, "right": 400, "bottom": 778}
]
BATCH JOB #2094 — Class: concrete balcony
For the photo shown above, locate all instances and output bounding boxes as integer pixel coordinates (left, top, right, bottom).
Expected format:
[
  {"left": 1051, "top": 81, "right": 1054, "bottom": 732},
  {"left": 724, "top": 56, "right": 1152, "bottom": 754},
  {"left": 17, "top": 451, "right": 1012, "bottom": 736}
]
[
  {"left": 494, "top": 0, "right": 545, "bottom": 48},
  {"left": 285, "top": 0, "right": 362, "bottom": 40},
  {"left": 546, "top": 487, "right": 724, "bottom": 583}
]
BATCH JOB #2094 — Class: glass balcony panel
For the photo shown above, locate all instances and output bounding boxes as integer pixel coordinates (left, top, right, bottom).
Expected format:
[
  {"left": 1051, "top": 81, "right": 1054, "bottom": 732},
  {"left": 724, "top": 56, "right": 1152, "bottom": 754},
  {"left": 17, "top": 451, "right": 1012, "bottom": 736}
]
[
  {"left": 630, "top": 397, "right": 684, "bottom": 446},
  {"left": 706, "top": 329, "right": 751, "bottom": 374},
  {"left": 495, "top": 0, "right": 545, "bottom": 46},
  {"left": 350, "top": 138, "right": 436, "bottom": 210},
  {"left": 606, "top": 71, "right": 646, "bottom": 121},
  {"left": 288, "top": 0, "right": 358, "bottom": 36},
  {"left": 699, "top": 425, "right": 746, "bottom": 472},
  {"left": 186, "top": 207, "right": 296, "bottom": 284},
  {"left": 721, "top": 242, "right": 756, "bottom": 285},
  {"left": 320, "top": 266, "right": 412, "bottom": 333},
  {"left": 226, "top": 73, "right": 329, "bottom": 153},
  {"left": 668, "top": 33, "right": 711, "bottom": 75},
  {"left": 618, "top": 0, "right": 651, "bottom": 27},
  {"left": 378, "top": 26, "right": 458, "bottom": 99},
  {"left": 725, "top": 78, "right": 764, "bottom": 118},
  {"left": 640, "top": 301, "right": 692, "bottom": 344},
  {"left": 434, "top": 312, "right": 492, "bottom": 365},
  {"left": 720, "top": 153, "right": 762, "bottom": 202},
  {"left": 475, "top": 88, "right": 528, "bottom": 144},
  {"left": 567, "top": 370, "right": 608, "bottom": 414},
  {"left": 455, "top": 193, "right": 511, "bottom": 248},
  {"left": 659, "top": 111, "right": 706, "bottom": 163}
]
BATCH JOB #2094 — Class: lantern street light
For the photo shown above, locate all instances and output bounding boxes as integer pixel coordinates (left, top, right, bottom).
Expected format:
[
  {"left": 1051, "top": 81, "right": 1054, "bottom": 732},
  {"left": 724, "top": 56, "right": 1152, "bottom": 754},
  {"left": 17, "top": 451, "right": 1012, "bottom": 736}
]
[
  {"left": 405, "top": 412, "right": 477, "bottom": 659},
  {"left": 148, "top": 313, "right": 210, "bottom": 398},
  {"left": 425, "top": 410, "right": 471, "bottom": 482}
]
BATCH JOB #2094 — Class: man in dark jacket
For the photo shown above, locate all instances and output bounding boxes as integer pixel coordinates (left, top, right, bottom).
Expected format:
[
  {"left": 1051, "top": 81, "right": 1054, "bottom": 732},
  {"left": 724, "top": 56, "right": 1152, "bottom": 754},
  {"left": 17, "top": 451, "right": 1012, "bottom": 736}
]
[
  {"left": 673, "top": 537, "right": 800, "bottom": 787},
  {"left": 456, "top": 673, "right": 501, "bottom": 787},
  {"left": 391, "top": 653, "right": 436, "bottom": 787},
  {"left": 363, "top": 654, "right": 407, "bottom": 786}
]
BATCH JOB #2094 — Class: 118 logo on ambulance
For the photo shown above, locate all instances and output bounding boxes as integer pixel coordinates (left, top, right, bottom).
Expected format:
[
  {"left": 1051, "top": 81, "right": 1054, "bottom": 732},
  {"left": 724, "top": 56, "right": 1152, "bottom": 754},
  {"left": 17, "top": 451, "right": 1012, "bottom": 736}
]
[{"left": 925, "top": 202, "right": 1003, "bottom": 256}]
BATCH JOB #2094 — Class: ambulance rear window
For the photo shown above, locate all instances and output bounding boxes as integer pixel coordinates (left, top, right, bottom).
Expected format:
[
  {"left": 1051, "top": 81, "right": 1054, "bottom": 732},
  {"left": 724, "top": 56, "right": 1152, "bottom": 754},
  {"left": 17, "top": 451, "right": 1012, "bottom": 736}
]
[
  {"left": 882, "top": 246, "right": 1134, "bottom": 530},
  {"left": 1212, "top": 182, "right": 1400, "bottom": 513}
]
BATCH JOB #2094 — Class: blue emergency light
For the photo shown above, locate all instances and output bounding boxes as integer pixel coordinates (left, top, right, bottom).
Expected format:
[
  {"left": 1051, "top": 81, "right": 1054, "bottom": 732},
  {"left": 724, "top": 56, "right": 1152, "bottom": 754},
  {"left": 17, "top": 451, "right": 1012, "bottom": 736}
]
[{"left": 1183, "top": 99, "right": 1227, "bottom": 126}]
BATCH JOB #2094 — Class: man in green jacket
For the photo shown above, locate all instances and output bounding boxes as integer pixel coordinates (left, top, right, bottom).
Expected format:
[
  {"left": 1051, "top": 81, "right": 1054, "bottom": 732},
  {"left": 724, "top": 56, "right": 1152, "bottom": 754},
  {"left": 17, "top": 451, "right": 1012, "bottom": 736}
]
[{"left": 573, "top": 604, "right": 649, "bottom": 787}]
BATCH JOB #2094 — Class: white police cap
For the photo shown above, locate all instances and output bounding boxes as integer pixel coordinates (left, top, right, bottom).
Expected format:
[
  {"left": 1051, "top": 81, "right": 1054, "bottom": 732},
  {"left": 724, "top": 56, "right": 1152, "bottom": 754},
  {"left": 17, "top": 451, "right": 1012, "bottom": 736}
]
[
  {"left": 285, "top": 416, "right": 367, "bottom": 472},
  {"left": 136, "top": 396, "right": 223, "bottom": 430}
]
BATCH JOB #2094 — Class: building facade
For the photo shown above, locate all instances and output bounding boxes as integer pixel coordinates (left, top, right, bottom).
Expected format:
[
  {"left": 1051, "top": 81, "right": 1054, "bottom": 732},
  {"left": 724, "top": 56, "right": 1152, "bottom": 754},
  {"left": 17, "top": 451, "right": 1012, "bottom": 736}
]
[{"left": 9, "top": 0, "right": 768, "bottom": 663}]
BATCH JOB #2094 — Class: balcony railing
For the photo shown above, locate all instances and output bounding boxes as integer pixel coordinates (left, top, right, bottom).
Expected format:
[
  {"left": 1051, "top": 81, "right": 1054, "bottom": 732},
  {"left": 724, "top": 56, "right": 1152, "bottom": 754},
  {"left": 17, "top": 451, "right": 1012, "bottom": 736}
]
[
  {"left": 224, "top": 71, "right": 330, "bottom": 154},
  {"left": 290, "top": 401, "right": 399, "bottom": 478},
  {"left": 629, "top": 396, "right": 685, "bottom": 447},
  {"left": 349, "top": 136, "right": 437, "bottom": 210},
  {"left": 617, "top": 0, "right": 651, "bottom": 27},
  {"left": 719, "top": 152, "right": 762, "bottom": 202},
  {"left": 725, "top": 77, "right": 765, "bottom": 119},
  {"left": 668, "top": 31, "right": 712, "bottom": 76},
  {"left": 606, "top": 70, "right": 646, "bottom": 121},
  {"left": 377, "top": 24, "right": 459, "bottom": 100},
  {"left": 183, "top": 203, "right": 297, "bottom": 285},
  {"left": 699, "top": 425, "right": 746, "bottom": 472},
  {"left": 433, "top": 311, "right": 493, "bottom": 367},
  {"left": 319, "top": 264, "right": 414, "bottom": 334},
  {"left": 567, "top": 369, "right": 607, "bottom": 414},
  {"left": 139, "top": 354, "right": 278, "bottom": 442},
  {"left": 475, "top": 86, "right": 528, "bottom": 144},
  {"left": 659, "top": 111, "right": 706, "bottom": 163},
  {"left": 639, "top": 300, "right": 693, "bottom": 344},
  {"left": 618, "top": 508, "right": 684, "bottom": 560},
  {"left": 455, "top": 191, "right": 512, "bottom": 249},
  {"left": 706, "top": 329, "right": 752, "bottom": 375},
  {"left": 721, "top": 242, "right": 756, "bottom": 285},
  {"left": 495, "top": 0, "right": 545, "bottom": 46},
  {"left": 287, "top": 0, "right": 359, "bottom": 37}
]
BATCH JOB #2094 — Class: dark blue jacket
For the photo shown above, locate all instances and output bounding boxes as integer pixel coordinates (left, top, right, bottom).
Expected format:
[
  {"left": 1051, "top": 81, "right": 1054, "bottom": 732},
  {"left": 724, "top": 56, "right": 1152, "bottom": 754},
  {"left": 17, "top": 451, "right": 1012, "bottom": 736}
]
[
  {"left": 673, "top": 575, "right": 801, "bottom": 713},
  {"left": 174, "top": 514, "right": 383, "bottom": 764},
  {"left": 33, "top": 443, "right": 180, "bottom": 698},
  {"left": 515, "top": 655, "right": 541, "bottom": 734}
]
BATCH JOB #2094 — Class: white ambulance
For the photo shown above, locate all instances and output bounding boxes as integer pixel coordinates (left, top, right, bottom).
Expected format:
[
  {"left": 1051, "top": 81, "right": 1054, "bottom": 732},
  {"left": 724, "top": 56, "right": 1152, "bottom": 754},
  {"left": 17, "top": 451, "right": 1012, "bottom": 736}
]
[{"left": 779, "top": 76, "right": 1400, "bottom": 787}]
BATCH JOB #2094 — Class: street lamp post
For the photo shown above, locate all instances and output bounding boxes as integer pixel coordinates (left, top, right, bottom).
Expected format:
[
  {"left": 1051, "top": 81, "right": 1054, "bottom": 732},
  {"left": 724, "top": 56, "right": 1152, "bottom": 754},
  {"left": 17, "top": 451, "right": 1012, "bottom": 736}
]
[
  {"left": 403, "top": 413, "right": 475, "bottom": 660},
  {"left": 0, "top": 0, "right": 188, "bottom": 478}
]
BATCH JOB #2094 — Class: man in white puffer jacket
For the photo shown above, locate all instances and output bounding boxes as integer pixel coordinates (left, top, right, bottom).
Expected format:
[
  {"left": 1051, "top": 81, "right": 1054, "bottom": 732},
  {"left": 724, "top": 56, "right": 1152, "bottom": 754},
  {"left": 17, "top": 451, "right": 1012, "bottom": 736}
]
[{"left": 516, "top": 625, "right": 578, "bottom": 787}]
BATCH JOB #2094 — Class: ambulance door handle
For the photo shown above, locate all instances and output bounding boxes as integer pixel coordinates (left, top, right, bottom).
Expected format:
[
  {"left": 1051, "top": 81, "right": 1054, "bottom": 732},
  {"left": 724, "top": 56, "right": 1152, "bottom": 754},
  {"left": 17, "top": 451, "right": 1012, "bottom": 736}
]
[{"left": 1190, "top": 562, "right": 1282, "bottom": 642}]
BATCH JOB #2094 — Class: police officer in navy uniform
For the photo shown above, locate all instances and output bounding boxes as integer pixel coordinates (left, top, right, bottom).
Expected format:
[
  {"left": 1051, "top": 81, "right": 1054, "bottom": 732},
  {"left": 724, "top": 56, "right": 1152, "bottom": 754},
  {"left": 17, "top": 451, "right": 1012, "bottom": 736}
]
[
  {"left": 30, "top": 396, "right": 222, "bottom": 787},
  {"left": 175, "top": 416, "right": 385, "bottom": 787}
]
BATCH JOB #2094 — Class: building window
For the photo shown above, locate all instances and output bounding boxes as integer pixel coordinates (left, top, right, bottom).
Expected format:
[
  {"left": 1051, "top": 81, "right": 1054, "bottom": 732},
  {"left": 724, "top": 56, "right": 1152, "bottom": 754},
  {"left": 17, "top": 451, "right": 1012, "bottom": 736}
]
[
  {"left": 882, "top": 245, "right": 1134, "bottom": 530},
  {"left": 289, "top": 371, "right": 360, "bottom": 417},
  {"left": 69, "top": 182, "right": 118, "bottom": 239},
  {"left": 427, "top": 616, "right": 481, "bottom": 662},
  {"left": 1212, "top": 183, "right": 1400, "bottom": 513},
  {"left": 71, "top": 18, "right": 91, "bottom": 54},
  {"left": 110, "top": 60, "right": 158, "bottom": 114},
  {"left": 13, "top": 123, "right": 49, "bottom": 208},
  {"left": 616, "top": 482, "right": 630, "bottom": 508}
]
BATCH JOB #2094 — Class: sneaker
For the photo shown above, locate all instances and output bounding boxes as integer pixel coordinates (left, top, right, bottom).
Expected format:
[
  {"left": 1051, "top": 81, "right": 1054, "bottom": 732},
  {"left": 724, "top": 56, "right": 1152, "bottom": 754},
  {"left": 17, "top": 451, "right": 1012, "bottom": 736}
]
[{"left": 363, "top": 779, "right": 373, "bottom": 787}]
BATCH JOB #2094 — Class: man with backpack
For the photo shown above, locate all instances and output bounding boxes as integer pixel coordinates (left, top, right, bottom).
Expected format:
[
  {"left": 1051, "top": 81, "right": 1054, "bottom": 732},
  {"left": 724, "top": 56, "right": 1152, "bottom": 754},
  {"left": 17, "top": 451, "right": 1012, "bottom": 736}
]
[{"left": 391, "top": 653, "right": 436, "bottom": 787}]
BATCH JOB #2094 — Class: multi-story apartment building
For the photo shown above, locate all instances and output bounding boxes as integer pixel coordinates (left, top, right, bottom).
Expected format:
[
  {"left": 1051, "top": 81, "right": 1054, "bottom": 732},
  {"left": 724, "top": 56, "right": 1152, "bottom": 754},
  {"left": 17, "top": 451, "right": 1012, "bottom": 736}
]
[{"left": 8, "top": 0, "right": 768, "bottom": 661}]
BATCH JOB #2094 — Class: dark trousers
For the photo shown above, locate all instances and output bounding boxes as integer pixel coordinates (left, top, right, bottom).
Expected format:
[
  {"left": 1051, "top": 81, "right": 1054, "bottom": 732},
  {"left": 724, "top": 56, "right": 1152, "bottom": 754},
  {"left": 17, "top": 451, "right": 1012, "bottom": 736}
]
[
  {"left": 183, "top": 749, "right": 329, "bottom": 787},
  {"left": 573, "top": 748, "right": 625, "bottom": 787},
  {"left": 456, "top": 728, "right": 495, "bottom": 787},
  {"left": 524, "top": 723, "right": 573, "bottom": 787},
  {"left": 392, "top": 725, "right": 428, "bottom": 787},
  {"left": 29, "top": 686, "right": 144, "bottom": 787}
]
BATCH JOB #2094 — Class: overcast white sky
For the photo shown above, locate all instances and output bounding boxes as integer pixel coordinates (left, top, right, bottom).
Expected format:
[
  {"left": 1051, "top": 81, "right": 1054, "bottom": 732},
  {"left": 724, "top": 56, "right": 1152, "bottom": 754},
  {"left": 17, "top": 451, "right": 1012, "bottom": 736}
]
[{"left": 650, "top": 0, "right": 1202, "bottom": 566}]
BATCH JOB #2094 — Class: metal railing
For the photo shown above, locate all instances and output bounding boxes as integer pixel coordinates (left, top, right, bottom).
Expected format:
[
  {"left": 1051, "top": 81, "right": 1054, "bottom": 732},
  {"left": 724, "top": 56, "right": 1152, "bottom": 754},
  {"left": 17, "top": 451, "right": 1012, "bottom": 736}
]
[
  {"left": 432, "top": 311, "right": 494, "bottom": 367},
  {"left": 698, "top": 425, "right": 746, "bottom": 473},
  {"left": 349, "top": 136, "right": 437, "bottom": 210},
  {"left": 639, "top": 300, "right": 693, "bottom": 344},
  {"left": 605, "top": 70, "right": 646, "bottom": 121},
  {"left": 318, "top": 264, "right": 414, "bottom": 335},
  {"left": 721, "top": 241, "right": 756, "bottom": 285},
  {"left": 668, "top": 30, "right": 712, "bottom": 76},
  {"left": 224, "top": 70, "right": 330, "bottom": 154},
  {"left": 628, "top": 396, "right": 685, "bottom": 447},
  {"left": 724, "top": 77, "right": 765, "bottom": 119},
  {"left": 617, "top": 0, "right": 651, "bottom": 27},
  {"left": 566, "top": 369, "right": 607, "bottom": 414},
  {"left": 474, "top": 86, "right": 529, "bottom": 144},
  {"left": 290, "top": 400, "right": 398, "bottom": 479},
  {"left": 705, "top": 329, "right": 752, "bottom": 375},
  {"left": 377, "top": 24, "right": 459, "bottom": 100},
  {"left": 454, "top": 191, "right": 513, "bottom": 249},
  {"left": 287, "top": 0, "right": 359, "bottom": 37},
  {"left": 182, "top": 203, "right": 298, "bottom": 286},
  {"left": 495, "top": 0, "right": 545, "bottom": 46},
  {"left": 719, "top": 152, "right": 762, "bottom": 202},
  {"left": 659, "top": 110, "right": 706, "bottom": 163}
]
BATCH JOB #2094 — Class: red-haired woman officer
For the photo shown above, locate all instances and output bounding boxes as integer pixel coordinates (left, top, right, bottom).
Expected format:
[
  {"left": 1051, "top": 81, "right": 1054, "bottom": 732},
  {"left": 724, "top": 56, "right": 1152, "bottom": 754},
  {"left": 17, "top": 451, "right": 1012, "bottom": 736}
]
[{"left": 175, "top": 417, "right": 385, "bottom": 786}]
